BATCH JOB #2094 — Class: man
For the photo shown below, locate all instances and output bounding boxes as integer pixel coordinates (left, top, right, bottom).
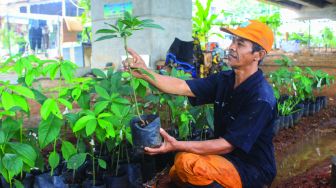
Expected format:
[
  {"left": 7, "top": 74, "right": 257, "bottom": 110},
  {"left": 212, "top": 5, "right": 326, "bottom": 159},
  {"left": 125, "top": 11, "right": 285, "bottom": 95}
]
[{"left": 125, "top": 20, "right": 277, "bottom": 188}]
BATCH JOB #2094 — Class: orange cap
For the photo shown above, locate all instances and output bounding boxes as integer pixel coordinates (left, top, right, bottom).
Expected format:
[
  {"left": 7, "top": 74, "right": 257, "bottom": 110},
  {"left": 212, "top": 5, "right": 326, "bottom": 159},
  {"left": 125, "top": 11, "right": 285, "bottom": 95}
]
[{"left": 220, "top": 20, "right": 274, "bottom": 52}]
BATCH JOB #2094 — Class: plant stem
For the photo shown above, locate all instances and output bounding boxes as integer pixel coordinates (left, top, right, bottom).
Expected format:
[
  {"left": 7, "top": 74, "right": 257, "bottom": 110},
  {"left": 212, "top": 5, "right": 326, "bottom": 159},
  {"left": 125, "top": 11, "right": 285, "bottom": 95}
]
[
  {"left": 9, "top": 176, "right": 12, "bottom": 188},
  {"left": 97, "top": 144, "right": 103, "bottom": 174},
  {"left": 125, "top": 141, "right": 130, "bottom": 164},
  {"left": 72, "top": 169, "right": 76, "bottom": 184},
  {"left": 50, "top": 138, "right": 57, "bottom": 176},
  {"left": 19, "top": 113, "right": 23, "bottom": 143},
  {"left": 91, "top": 143, "right": 95, "bottom": 186},
  {"left": 124, "top": 37, "right": 143, "bottom": 123},
  {"left": 115, "top": 143, "right": 121, "bottom": 176},
  {"left": 111, "top": 147, "right": 115, "bottom": 171}
]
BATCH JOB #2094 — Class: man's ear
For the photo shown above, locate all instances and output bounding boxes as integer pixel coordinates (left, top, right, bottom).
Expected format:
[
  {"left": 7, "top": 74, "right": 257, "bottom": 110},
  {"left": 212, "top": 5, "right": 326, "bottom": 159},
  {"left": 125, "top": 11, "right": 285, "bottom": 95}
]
[{"left": 253, "top": 50, "right": 266, "bottom": 62}]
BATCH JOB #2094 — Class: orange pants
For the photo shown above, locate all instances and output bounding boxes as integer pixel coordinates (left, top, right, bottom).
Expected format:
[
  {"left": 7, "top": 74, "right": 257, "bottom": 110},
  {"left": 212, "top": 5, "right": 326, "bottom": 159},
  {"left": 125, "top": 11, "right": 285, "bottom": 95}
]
[{"left": 169, "top": 152, "right": 242, "bottom": 188}]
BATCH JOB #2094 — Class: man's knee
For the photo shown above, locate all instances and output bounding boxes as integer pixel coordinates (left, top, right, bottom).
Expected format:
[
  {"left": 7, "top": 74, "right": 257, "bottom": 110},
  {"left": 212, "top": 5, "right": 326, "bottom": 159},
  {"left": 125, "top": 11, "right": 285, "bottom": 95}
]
[{"left": 175, "top": 152, "right": 198, "bottom": 163}]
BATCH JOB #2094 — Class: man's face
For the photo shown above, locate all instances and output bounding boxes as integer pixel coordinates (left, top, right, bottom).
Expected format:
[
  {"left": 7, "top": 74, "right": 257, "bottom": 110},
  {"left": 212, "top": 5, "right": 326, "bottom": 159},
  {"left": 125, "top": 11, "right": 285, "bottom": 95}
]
[{"left": 227, "top": 36, "right": 255, "bottom": 68}]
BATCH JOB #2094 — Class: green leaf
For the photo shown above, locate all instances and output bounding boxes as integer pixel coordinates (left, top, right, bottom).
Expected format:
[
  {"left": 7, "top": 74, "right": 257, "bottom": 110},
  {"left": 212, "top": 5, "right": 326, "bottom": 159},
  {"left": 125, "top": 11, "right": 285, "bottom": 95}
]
[
  {"left": 0, "top": 159, "right": 9, "bottom": 183},
  {"left": 106, "top": 122, "right": 115, "bottom": 138},
  {"left": 97, "top": 113, "right": 112, "bottom": 118},
  {"left": 46, "top": 63, "right": 59, "bottom": 80},
  {"left": 67, "top": 153, "right": 86, "bottom": 170},
  {"left": 58, "top": 98, "right": 73, "bottom": 110},
  {"left": 112, "top": 97, "right": 130, "bottom": 105},
  {"left": 48, "top": 151, "right": 60, "bottom": 170},
  {"left": 96, "top": 29, "right": 117, "bottom": 34},
  {"left": 14, "top": 179, "right": 24, "bottom": 188},
  {"left": 40, "top": 98, "right": 54, "bottom": 120},
  {"left": 2, "top": 154, "right": 23, "bottom": 178},
  {"left": 97, "top": 119, "right": 111, "bottom": 129},
  {"left": 85, "top": 119, "right": 97, "bottom": 136},
  {"left": 92, "top": 68, "right": 107, "bottom": 78},
  {"left": 94, "top": 101, "right": 109, "bottom": 115},
  {"left": 32, "top": 89, "right": 47, "bottom": 105},
  {"left": 0, "top": 131, "right": 5, "bottom": 144},
  {"left": 111, "top": 104, "right": 122, "bottom": 117},
  {"left": 61, "top": 62, "right": 76, "bottom": 81},
  {"left": 121, "top": 72, "right": 131, "bottom": 78},
  {"left": 131, "top": 79, "right": 140, "bottom": 90},
  {"left": 12, "top": 95, "right": 29, "bottom": 112},
  {"left": 2, "top": 91, "right": 15, "bottom": 111},
  {"left": 1, "top": 118, "right": 20, "bottom": 141},
  {"left": 95, "top": 127, "right": 106, "bottom": 143},
  {"left": 205, "top": 107, "right": 214, "bottom": 130},
  {"left": 136, "top": 84, "right": 147, "bottom": 97},
  {"left": 142, "top": 23, "right": 164, "bottom": 30},
  {"left": 61, "top": 141, "right": 77, "bottom": 161},
  {"left": 73, "top": 115, "right": 96, "bottom": 132},
  {"left": 59, "top": 88, "right": 69, "bottom": 97},
  {"left": 98, "top": 159, "right": 107, "bottom": 169},
  {"left": 121, "top": 105, "right": 131, "bottom": 117},
  {"left": 51, "top": 100, "right": 63, "bottom": 119},
  {"left": 95, "top": 35, "right": 118, "bottom": 42},
  {"left": 38, "top": 116, "right": 63, "bottom": 149},
  {"left": 139, "top": 79, "right": 149, "bottom": 88},
  {"left": 7, "top": 142, "right": 37, "bottom": 168},
  {"left": 72, "top": 88, "right": 82, "bottom": 100},
  {"left": 95, "top": 85, "right": 110, "bottom": 100},
  {"left": 9, "top": 85, "right": 35, "bottom": 99}
]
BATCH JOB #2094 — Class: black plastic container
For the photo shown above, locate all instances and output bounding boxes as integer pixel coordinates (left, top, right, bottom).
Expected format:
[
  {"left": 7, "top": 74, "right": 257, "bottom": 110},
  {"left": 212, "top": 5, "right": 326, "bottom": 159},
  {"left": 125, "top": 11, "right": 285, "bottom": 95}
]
[
  {"left": 33, "top": 173, "right": 67, "bottom": 188},
  {"left": 130, "top": 115, "right": 162, "bottom": 154},
  {"left": 82, "top": 180, "right": 106, "bottom": 188},
  {"left": 273, "top": 118, "right": 280, "bottom": 135},
  {"left": 104, "top": 172, "right": 129, "bottom": 188},
  {"left": 303, "top": 102, "right": 310, "bottom": 117}
]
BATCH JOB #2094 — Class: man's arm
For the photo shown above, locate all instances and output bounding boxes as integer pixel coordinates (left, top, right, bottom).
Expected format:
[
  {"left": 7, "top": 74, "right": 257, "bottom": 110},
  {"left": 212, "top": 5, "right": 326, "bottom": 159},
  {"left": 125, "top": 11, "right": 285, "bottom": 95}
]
[
  {"left": 144, "top": 128, "right": 234, "bottom": 155},
  {"left": 126, "top": 48, "right": 195, "bottom": 97}
]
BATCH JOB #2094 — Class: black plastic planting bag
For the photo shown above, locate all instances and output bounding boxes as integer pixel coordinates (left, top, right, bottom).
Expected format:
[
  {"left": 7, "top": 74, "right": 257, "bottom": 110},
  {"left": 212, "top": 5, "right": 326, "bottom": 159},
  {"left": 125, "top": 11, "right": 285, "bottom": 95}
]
[
  {"left": 104, "top": 164, "right": 129, "bottom": 188},
  {"left": 34, "top": 173, "right": 66, "bottom": 188},
  {"left": 1, "top": 174, "right": 34, "bottom": 188},
  {"left": 130, "top": 115, "right": 162, "bottom": 153},
  {"left": 127, "top": 163, "right": 142, "bottom": 188},
  {"left": 82, "top": 180, "right": 106, "bottom": 188}
]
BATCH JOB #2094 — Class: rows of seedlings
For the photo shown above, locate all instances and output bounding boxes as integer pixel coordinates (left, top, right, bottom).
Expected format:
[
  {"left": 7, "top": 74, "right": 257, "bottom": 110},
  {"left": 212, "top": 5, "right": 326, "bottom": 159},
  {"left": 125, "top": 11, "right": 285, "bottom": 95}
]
[
  {"left": 269, "top": 55, "right": 334, "bottom": 134},
  {"left": 0, "top": 48, "right": 215, "bottom": 188}
]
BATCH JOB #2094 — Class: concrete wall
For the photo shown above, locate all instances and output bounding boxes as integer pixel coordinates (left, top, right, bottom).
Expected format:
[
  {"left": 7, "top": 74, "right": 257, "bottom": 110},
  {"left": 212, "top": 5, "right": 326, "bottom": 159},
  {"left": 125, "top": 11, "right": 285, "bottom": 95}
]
[{"left": 91, "top": 0, "right": 192, "bottom": 69}]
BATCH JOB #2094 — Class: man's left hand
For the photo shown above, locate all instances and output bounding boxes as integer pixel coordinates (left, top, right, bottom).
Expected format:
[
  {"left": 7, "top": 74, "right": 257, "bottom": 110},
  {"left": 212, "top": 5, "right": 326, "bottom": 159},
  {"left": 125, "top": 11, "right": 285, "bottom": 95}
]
[{"left": 144, "top": 128, "right": 178, "bottom": 155}]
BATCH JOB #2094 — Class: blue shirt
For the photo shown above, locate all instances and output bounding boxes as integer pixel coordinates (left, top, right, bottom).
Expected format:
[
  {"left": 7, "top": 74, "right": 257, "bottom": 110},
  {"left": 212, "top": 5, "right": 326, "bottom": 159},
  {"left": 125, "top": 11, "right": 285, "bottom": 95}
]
[{"left": 186, "top": 69, "right": 277, "bottom": 187}]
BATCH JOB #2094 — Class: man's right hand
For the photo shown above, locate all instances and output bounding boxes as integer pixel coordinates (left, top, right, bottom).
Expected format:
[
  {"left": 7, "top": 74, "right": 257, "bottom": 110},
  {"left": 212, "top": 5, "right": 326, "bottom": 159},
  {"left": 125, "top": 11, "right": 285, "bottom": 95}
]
[
  {"left": 123, "top": 48, "right": 149, "bottom": 79},
  {"left": 123, "top": 48, "right": 195, "bottom": 97}
]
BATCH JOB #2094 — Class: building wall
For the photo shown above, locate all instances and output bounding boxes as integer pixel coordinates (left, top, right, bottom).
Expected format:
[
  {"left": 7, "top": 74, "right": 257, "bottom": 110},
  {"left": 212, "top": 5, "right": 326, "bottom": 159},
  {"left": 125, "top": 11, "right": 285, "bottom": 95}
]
[{"left": 91, "top": 0, "right": 192, "bottom": 69}]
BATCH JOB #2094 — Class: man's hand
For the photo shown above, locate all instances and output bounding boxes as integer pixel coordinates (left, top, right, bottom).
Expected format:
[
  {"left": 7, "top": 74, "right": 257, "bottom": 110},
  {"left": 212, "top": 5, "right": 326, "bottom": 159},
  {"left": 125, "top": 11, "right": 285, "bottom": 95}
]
[
  {"left": 144, "top": 128, "right": 178, "bottom": 155},
  {"left": 122, "top": 48, "right": 149, "bottom": 79}
]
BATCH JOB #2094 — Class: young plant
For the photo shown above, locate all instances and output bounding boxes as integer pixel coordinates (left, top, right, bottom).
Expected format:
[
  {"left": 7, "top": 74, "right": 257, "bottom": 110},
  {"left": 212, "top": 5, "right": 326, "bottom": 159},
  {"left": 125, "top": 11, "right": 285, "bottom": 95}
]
[
  {"left": 274, "top": 55, "right": 293, "bottom": 67},
  {"left": 0, "top": 118, "right": 37, "bottom": 188},
  {"left": 145, "top": 68, "right": 197, "bottom": 140},
  {"left": 61, "top": 140, "right": 87, "bottom": 184},
  {"left": 193, "top": 0, "right": 223, "bottom": 50},
  {"left": 95, "top": 11, "right": 163, "bottom": 124},
  {"left": 38, "top": 58, "right": 77, "bottom": 176},
  {"left": 292, "top": 66, "right": 313, "bottom": 102},
  {"left": 277, "top": 97, "right": 300, "bottom": 116},
  {"left": 90, "top": 68, "right": 133, "bottom": 176},
  {"left": 71, "top": 68, "right": 134, "bottom": 184},
  {"left": 269, "top": 67, "right": 293, "bottom": 99}
]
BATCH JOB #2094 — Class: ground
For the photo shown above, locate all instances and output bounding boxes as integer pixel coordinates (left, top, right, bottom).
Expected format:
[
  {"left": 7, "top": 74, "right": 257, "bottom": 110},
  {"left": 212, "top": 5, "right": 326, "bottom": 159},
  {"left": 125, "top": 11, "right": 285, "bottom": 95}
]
[{"left": 154, "top": 96, "right": 336, "bottom": 188}]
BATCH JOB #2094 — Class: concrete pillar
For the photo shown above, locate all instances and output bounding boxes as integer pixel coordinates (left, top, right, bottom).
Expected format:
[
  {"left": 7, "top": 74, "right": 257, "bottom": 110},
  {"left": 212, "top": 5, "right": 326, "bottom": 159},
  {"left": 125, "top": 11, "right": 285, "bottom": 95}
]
[{"left": 91, "top": 0, "right": 192, "bottom": 69}]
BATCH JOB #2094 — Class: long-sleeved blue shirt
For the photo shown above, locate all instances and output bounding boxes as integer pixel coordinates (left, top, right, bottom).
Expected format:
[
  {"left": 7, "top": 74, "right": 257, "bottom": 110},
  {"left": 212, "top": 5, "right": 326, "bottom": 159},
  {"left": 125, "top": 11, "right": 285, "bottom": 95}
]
[{"left": 186, "top": 69, "right": 277, "bottom": 187}]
